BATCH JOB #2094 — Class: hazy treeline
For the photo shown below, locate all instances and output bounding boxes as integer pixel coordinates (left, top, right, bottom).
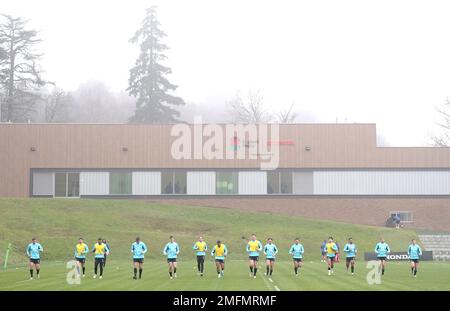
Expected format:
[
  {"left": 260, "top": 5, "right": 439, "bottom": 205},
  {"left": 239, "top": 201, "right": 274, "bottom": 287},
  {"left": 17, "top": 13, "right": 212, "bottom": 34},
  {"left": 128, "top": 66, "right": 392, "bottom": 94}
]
[
  {"left": 0, "top": 8, "right": 447, "bottom": 145},
  {"left": 0, "top": 8, "right": 303, "bottom": 125}
]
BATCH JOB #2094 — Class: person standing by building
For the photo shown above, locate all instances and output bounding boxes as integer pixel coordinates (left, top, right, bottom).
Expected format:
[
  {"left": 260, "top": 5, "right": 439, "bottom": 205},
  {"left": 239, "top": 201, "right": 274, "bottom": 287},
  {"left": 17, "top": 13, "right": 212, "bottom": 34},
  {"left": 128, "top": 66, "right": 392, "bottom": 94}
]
[
  {"left": 131, "top": 237, "right": 148, "bottom": 280},
  {"left": 192, "top": 236, "right": 207, "bottom": 276},
  {"left": 263, "top": 238, "right": 278, "bottom": 276},
  {"left": 289, "top": 238, "right": 305, "bottom": 276},
  {"left": 26, "top": 238, "right": 43, "bottom": 280},
  {"left": 163, "top": 236, "right": 180, "bottom": 279},
  {"left": 394, "top": 214, "right": 401, "bottom": 229},
  {"left": 407, "top": 239, "right": 422, "bottom": 277},
  {"left": 374, "top": 237, "right": 391, "bottom": 276},
  {"left": 343, "top": 237, "right": 357, "bottom": 275},
  {"left": 211, "top": 240, "right": 227, "bottom": 278},
  {"left": 246, "top": 234, "right": 263, "bottom": 278}
]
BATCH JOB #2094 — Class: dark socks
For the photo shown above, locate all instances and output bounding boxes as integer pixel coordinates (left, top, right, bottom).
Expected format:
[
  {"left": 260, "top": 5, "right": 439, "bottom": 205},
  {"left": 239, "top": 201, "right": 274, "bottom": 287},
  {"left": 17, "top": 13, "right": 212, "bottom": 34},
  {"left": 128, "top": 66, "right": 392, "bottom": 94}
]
[
  {"left": 295, "top": 267, "right": 298, "bottom": 274},
  {"left": 30, "top": 269, "right": 33, "bottom": 277},
  {"left": 82, "top": 267, "right": 85, "bottom": 274},
  {"left": 250, "top": 266, "right": 253, "bottom": 273},
  {"left": 134, "top": 268, "right": 137, "bottom": 277},
  {"left": 382, "top": 268, "right": 385, "bottom": 275},
  {"left": 351, "top": 266, "right": 354, "bottom": 273},
  {"left": 139, "top": 268, "right": 142, "bottom": 278},
  {"left": 36, "top": 269, "right": 40, "bottom": 276},
  {"left": 270, "top": 268, "right": 273, "bottom": 276},
  {"left": 254, "top": 267, "right": 257, "bottom": 276},
  {"left": 266, "top": 266, "right": 269, "bottom": 274},
  {"left": 169, "top": 271, "right": 173, "bottom": 277},
  {"left": 174, "top": 268, "right": 177, "bottom": 274},
  {"left": 414, "top": 269, "right": 417, "bottom": 276}
]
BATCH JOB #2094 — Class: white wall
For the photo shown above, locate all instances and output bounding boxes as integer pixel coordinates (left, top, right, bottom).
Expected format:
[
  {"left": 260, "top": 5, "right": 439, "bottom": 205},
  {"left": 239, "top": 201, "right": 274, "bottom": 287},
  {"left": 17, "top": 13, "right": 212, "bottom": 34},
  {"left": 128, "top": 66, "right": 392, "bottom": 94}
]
[
  {"left": 314, "top": 170, "right": 450, "bottom": 195},
  {"left": 187, "top": 171, "right": 216, "bottom": 195},
  {"left": 32, "top": 172, "right": 54, "bottom": 196},
  {"left": 293, "top": 171, "right": 313, "bottom": 194},
  {"left": 239, "top": 171, "right": 267, "bottom": 195},
  {"left": 132, "top": 172, "right": 161, "bottom": 195},
  {"left": 80, "top": 172, "right": 109, "bottom": 195}
]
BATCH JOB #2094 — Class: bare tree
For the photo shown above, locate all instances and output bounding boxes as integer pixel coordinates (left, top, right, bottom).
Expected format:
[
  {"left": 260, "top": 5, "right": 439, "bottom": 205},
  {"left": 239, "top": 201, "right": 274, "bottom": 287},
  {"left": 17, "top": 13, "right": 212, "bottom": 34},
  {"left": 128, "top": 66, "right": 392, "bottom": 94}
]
[
  {"left": 44, "top": 87, "right": 72, "bottom": 122},
  {"left": 228, "top": 90, "right": 272, "bottom": 123},
  {"left": 432, "top": 98, "right": 450, "bottom": 147},
  {"left": 277, "top": 101, "right": 298, "bottom": 123},
  {"left": 0, "top": 14, "right": 45, "bottom": 122}
]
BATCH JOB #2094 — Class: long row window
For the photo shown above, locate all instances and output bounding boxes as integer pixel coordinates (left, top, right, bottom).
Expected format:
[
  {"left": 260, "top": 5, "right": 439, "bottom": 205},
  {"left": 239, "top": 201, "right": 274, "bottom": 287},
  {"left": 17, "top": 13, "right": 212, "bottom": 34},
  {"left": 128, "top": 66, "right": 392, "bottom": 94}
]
[
  {"left": 31, "top": 169, "right": 450, "bottom": 197},
  {"left": 37, "top": 170, "right": 296, "bottom": 196}
]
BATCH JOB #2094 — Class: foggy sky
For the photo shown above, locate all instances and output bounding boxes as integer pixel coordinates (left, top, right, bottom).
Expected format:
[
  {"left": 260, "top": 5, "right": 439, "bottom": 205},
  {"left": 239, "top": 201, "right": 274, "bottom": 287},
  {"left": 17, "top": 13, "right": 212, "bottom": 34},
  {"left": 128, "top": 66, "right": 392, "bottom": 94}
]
[{"left": 3, "top": 0, "right": 450, "bottom": 146}]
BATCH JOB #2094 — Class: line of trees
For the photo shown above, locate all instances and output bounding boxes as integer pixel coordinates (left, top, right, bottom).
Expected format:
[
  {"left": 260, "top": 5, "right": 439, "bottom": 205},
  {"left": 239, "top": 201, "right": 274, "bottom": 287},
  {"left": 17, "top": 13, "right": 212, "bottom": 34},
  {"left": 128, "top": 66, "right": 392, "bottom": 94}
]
[
  {"left": 0, "top": 7, "right": 303, "bottom": 125},
  {"left": 4, "top": 6, "right": 448, "bottom": 145}
]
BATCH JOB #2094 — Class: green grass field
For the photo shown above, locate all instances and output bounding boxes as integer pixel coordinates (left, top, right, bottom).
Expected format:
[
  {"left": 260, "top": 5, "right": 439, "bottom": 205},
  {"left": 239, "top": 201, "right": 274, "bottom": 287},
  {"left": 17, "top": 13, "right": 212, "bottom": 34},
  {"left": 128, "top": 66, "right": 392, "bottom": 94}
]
[{"left": 0, "top": 198, "right": 449, "bottom": 291}]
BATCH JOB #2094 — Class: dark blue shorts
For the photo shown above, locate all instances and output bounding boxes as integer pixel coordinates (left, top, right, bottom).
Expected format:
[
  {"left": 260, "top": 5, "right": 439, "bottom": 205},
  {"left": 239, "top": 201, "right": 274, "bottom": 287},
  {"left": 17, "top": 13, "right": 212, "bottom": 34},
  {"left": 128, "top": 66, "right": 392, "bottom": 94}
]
[{"left": 346, "top": 257, "right": 355, "bottom": 263}]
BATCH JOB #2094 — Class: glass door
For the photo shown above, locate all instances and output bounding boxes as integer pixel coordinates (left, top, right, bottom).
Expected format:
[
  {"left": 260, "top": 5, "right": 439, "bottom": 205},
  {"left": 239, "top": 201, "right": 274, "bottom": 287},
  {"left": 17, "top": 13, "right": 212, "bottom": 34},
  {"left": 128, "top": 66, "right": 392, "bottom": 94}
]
[{"left": 54, "top": 172, "right": 80, "bottom": 198}]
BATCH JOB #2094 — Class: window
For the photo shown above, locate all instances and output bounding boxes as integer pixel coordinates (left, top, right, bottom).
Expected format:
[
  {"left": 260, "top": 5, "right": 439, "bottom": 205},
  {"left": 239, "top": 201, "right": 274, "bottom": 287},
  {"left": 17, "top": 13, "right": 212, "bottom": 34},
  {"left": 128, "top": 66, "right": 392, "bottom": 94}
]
[
  {"left": 266, "top": 171, "right": 293, "bottom": 194},
  {"left": 55, "top": 172, "right": 67, "bottom": 197},
  {"left": 67, "top": 173, "right": 80, "bottom": 197},
  {"left": 174, "top": 171, "right": 187, "bottom": 194},
  {"left": 54, "top": 172, "right": 80, "bottom": 197},
  {"left": 216, "top": 171, "right": 239, "bottom": 194},
  {"left": 161, "top": 171, "right": 174, "bottom": 194},
  {"left": 110, "top": 172, "right": 132, "bottom": 195},
  {"left": 267, "top": 171, "right": 279, "bottom": 194},
  {"left": 390, "top": 211, "right": 413, "bottom": 223},
  {"left": 161, "top": 170, "right": 187, "bottom": 194},
  {"left": 280, "top": 172, "right": 293, "bottom": 194}
]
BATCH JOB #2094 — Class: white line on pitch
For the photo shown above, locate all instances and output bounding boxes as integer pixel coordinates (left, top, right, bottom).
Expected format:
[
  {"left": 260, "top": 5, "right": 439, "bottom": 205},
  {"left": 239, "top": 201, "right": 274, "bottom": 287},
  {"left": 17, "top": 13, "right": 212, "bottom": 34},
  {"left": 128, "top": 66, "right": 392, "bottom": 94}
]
[
  {"left": 274, "top": 285, "right": 281, "bottom": 291},
  {"left": 268, "top": 278, "right": 273, "bottom": 283}
]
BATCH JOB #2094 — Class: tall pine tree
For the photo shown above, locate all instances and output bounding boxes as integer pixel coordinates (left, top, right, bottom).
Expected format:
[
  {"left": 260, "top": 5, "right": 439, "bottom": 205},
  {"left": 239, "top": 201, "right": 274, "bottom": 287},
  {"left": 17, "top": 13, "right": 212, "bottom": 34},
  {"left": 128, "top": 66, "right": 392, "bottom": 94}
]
[
  {"left": 0, "top": 14, "right": 45, "bottom": 122},
  {"left": 127, "top": 6, "right": 184, "bottom": 123}
]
